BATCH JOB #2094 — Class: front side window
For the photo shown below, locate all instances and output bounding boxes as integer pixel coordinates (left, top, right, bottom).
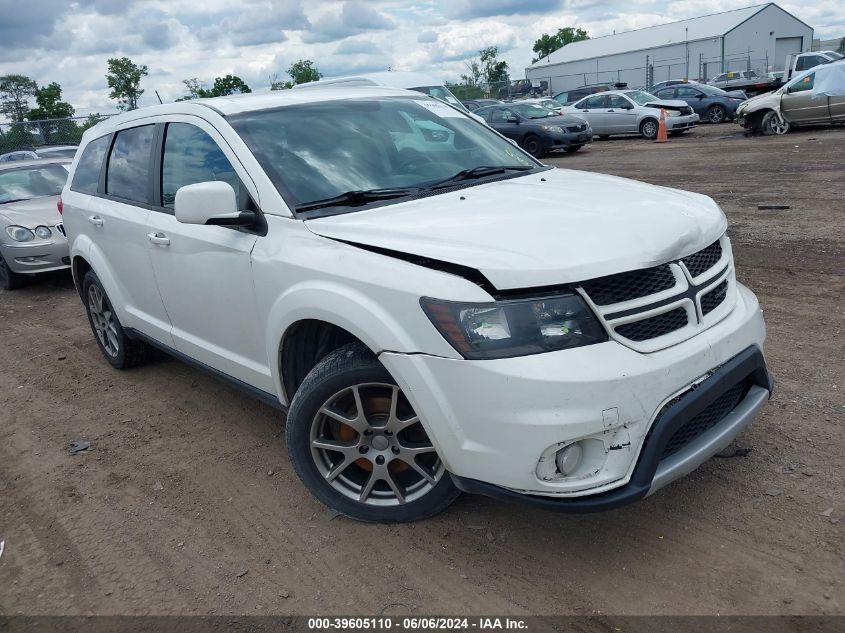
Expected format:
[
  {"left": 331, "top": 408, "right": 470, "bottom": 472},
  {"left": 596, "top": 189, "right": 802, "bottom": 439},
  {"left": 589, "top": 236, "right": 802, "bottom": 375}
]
[
  {"left": 71, "top": 135, "right": 110, "bottom": 193},
  {"left": 0, "top": 164, "right": 69, "bottom": 203},
  {"left": 713, "top": 74, "right": 727, "bottom": 82},
  {"left": 676, "top": 87, "right": 700, "bottom": 98},
  {"left": 106, "top": 125, "right": 154, "bottom": 204},
  {"left": 607, "top": 95, "right": 630, "bottom": 109},
  {"left": 230, "top": 97, "right": 538, "bottom": 215},
  {"left": 790, "top": 73, "right": 815, "bottom": 93},
  {"left": 161, "top": 123, "right": 243, "bottom": 209}
]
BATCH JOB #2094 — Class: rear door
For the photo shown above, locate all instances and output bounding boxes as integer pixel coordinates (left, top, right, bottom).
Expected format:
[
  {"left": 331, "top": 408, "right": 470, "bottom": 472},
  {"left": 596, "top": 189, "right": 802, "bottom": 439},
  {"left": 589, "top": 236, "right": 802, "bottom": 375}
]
[
  {"left": 67, "top": 125, "right": 174, "bottom": 345},
  {"left": 781, "top": 72, "right": 830, "bottom": 123},
  {"left": 144, "top": 118, "right": 272, "bottom": 391}
]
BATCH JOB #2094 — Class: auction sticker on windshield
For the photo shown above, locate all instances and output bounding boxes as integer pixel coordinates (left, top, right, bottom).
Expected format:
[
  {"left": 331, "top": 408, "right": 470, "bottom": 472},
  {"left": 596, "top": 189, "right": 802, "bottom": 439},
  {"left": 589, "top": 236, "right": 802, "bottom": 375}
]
[{"left": 418, "top": 100, "right": 464, "bottom": 117}]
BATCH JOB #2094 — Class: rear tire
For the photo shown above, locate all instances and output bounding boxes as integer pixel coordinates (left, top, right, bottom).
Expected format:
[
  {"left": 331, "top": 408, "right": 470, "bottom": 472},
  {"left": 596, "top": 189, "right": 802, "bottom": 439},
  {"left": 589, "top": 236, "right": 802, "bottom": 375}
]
[
  {"left": 521, "top": 135, "right": 544, "bottom": 158},
  {"left": 286, "top": 342, "right": 459, "bottom": 522},
  {"left": 82, "top": 271, "right": 149, "bottom": 369},
  {"left": 0, "top": 252, "right": 28, "bottom": 290},
  {"left": 707, "top": 105, "right": 727, "bottom": 124},
  {"left": 640, "top": 118, "right": 659, "bottom": 139}
]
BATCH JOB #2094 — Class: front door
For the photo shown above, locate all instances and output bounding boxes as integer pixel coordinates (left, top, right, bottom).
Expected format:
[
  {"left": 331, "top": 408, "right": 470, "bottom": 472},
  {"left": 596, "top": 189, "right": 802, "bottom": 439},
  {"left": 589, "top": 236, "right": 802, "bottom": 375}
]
[
  {"left": 145, "top": 119, "right": 272, "bottom": 392},
  {"left": 781, "top": 72, "right": 830, "bottom": 123},
  {"left": 604, "top": 94, "right": 639, "bottom": 133}
]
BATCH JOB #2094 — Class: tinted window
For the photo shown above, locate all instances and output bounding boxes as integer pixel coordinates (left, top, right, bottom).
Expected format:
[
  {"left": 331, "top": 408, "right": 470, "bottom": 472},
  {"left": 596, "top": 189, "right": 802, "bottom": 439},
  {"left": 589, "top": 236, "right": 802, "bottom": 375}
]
[
  {"left": 581, "top": 95, "right": 606, "bottom": 109},
  {"left": 161, "top": 123, "right": 243, "bottom": 210},
  {"left": 106, "top": 125, "right": 154, "bottom": 204},
  {"left": 607, "top": 95, "right": 630, "bottom": 108},
  {"left": 676, "top": 86, "right": 700, "bottom": 97},
  {"left": 654, "top": 88, "right": 675, "bottom": 99},
  {"left": 71, "top": 135, "right": 109, "bottom": 193}
]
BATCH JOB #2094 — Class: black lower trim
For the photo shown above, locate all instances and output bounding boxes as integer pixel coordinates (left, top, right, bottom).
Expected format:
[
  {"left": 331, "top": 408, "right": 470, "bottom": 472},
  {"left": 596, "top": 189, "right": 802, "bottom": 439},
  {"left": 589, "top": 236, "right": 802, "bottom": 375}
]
[
  {"left": 124, "top": 328, "right": 286, "bottom": 411},
  {"left": 453, "top": 346, "right": 773, "bottom": 513}
]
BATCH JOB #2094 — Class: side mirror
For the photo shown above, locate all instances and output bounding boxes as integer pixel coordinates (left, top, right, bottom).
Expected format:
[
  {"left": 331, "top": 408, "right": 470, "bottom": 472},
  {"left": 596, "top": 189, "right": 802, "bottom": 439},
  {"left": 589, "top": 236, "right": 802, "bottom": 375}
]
[
  {"left": 697, "top": 94, "right": 705, "bottom": 99},
  {"left": 175, "top": 181, "right": 251, "bottom": 227}
]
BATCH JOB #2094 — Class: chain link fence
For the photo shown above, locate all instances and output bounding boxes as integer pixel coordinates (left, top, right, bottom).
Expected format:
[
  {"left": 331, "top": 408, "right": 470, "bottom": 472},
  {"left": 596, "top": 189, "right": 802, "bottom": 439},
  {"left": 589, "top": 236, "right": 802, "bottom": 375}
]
[
  {"left": 0, "top": 114, "right": 116, "bottom": 156},
  {"left": 450, "top": 53, "right": 773, "bottom": 102}
]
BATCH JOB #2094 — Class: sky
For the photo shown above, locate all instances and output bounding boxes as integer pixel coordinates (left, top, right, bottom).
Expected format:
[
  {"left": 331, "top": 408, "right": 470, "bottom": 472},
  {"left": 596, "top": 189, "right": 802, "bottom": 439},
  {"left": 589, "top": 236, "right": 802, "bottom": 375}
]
[{"left": 0, "top": 0, "right": 842, "bottom": 117}]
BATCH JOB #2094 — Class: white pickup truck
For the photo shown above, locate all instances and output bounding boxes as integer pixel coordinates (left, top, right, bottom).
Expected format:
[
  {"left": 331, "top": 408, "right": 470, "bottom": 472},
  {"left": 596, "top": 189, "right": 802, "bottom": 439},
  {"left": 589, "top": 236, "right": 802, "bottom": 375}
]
[{"left": 783, "top": 50, "right": 843, "bottom": 82}]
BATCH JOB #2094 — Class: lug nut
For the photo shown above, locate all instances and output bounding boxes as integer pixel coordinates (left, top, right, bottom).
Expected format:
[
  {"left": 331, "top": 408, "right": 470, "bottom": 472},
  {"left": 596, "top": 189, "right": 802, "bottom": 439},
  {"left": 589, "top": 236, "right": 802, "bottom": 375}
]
[
  {"left": 384, "top": 430, "right": 393, "bottom": 436},
  {"left": 359, "top": 446, "right": 369, "bottom": 454},
  {"left": 364, "top": 429, "right": 373, "bottom": 436},
  {"left": 392, "top": 446, "right": 400, "bottom": 455},
  {"left": 375, "top": 455, "right": 385, "bottom": 465}
]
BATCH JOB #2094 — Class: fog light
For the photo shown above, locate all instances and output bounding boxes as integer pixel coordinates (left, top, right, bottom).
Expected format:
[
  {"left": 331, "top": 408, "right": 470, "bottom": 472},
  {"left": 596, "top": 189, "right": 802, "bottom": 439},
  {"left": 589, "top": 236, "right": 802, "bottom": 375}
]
[{"left": 555, "top": 443, "right": 583, "bottom": 476}]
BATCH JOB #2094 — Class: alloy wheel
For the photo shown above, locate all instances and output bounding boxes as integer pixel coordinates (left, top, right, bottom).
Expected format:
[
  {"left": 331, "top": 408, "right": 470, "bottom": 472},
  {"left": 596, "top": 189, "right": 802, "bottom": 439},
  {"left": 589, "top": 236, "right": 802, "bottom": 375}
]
[
  {"left": 642, "top": 120, "right": 658, "bottom": 138},
  {"left": 709, "top": 106, "right": 726, "bottom": 123},
  {"left": 87, "top": 284, "right": 120, "bottom": 358},
  {"left": 766, "top": 114, "right": 789, "bottom": 135},
  {"left": 309, "top": 383, "right": 443, "bottom": 506}
]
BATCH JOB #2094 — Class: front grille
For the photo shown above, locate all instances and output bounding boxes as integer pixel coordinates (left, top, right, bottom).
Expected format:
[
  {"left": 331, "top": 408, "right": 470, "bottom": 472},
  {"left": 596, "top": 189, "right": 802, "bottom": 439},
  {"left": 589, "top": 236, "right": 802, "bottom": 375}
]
[
  {"left": 678, "top": 106, "right": 693, "bottom": 116},
  {"left": 615, "top": 307, "right": 688, "bottom": 341},
  {"left": 682, "top": 241, "right": 722, "bottom": 277},
  {"left": 566, "top": 124, "right": 586, "bottom": 133},
  {"left": 581, "top": 265, "right": 675, "bottom": 306},
  {"left": 701, "top": 280, "right": 728, "bottom": 315},
  {"left": 659, "top": 381, "right": 749, "bottom": 458}
]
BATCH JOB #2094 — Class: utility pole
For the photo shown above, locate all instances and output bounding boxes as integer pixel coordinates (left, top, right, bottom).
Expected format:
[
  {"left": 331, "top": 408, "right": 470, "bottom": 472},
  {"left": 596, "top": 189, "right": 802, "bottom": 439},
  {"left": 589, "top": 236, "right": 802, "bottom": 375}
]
[{"left": 685, "top": 27, "right": 690, "bottom": 79}]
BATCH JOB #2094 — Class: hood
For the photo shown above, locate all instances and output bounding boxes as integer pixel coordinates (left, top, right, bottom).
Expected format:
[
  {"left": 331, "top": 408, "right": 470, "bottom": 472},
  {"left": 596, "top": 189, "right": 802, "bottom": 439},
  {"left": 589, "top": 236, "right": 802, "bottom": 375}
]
[
  {"left": 736, "top": 89, "right": 781, "bottom": 113},
  {"left": 305, "top": 169, "right": 727, "bottom": 291},
  {"left": 0, "top": 195, "right": 62, "bottom": 228}
]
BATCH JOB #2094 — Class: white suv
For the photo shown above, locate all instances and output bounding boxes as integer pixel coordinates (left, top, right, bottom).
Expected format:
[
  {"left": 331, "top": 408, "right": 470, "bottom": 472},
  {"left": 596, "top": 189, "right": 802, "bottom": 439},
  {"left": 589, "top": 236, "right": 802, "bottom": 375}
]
[{"left": 62, "top": 87, "right": 772, "bottom": 522}]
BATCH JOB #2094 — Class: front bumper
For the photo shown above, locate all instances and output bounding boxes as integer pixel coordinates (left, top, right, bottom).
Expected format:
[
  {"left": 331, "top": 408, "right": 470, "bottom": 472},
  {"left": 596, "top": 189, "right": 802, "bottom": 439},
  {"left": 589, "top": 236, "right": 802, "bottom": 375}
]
[
  {"left": 1, "top": 238, "right": 70, "bottom": 274},
  {"left": 452, "top": 346, "right": 772, "bottom": 512},
  {"left": 380, "top": 283, "right": 768, "bottom": 506},
  {"left": 668, "top": 113, "right": 699, "bottom": 130},
  {"left": 544, "top": 128, "right": 593, "bottom": 150}
]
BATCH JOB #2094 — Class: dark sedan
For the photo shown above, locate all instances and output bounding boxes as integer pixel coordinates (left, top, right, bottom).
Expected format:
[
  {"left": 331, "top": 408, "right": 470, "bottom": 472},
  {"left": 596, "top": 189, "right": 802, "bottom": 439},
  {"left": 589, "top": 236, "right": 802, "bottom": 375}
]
[
  {"left": 474, "top": 103, "right": 592, "bottom": 157},
  {"left": 461, "top": 98, "right": 502, "bottom": 111},
  {"left": 653, "top": 83, "right": 746, "bottom": 123}
]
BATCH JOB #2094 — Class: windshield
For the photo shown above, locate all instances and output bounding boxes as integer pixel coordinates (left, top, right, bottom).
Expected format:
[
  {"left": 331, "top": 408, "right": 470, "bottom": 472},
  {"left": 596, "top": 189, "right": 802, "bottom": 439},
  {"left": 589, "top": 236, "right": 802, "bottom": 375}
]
[
  {"left": 231, "top": 97, "right": 538, "bottom": 214},
  {"left": 537, "top": 99, "right": 560, "bottom": 110},
  {"left": 0, "top": 164, "right": 68, "bottom": 203},
  {"left": 624, "top": 90, "right": 659, "bottom": 105},
  {"left": 697, "top": 84, "right": 729, "bottom": 96},
  {"left": 826, "top": 51, "right": 843, "bottom": 60},
  {"left": 410, "top": 85, "right": 469, "bottom": 112},
  {"left": 511, "top": 104, "right": 555, "bottom": 119}
]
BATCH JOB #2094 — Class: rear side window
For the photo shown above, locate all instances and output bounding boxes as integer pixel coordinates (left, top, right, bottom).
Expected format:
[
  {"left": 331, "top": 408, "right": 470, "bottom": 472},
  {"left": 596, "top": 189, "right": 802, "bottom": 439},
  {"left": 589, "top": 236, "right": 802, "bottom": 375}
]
[
  {"left": 71, "top": 135, "right": 109, "bottom": 193},
  {"left": 106, "top": 125, "right": 154, "bottom": 204},
  {"left": 161, "top": 123, "right": 243, "bottom": 210}
]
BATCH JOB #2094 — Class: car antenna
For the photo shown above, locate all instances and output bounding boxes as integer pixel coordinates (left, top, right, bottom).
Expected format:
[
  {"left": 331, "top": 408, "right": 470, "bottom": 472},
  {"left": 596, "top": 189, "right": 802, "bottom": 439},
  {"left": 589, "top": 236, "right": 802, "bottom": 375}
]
[{"left": 155, "top": 90, "right": 163, "bottom": 104}]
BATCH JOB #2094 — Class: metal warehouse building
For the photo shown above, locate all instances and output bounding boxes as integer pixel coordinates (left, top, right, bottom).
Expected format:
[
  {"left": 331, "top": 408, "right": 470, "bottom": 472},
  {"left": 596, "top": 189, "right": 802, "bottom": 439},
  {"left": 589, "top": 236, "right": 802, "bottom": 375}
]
[{"left": 526, "top": 3, "right": 813, "bottom": 94}]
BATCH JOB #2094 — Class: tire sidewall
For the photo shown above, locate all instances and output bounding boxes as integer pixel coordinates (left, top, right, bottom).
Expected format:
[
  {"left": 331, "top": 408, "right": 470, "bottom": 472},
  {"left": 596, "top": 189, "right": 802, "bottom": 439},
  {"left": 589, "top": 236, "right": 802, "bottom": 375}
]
[
  {"left": 82, "top": 271, "right": 130, "bottom": 369},
  {"left": 641, "top": 119, "right": 658, "bottom": 139},
  {"left": 0, "top": 252, "right": 25, "bottom": 290},
  {"left": 286, "top": 345, "right": 458, "bottom": 523},
  {"left": 708, "top": 105, "right": 726, "bottom": 123},
  {"left": 522, "top": 135, "right": 543, "bottom": 157}
]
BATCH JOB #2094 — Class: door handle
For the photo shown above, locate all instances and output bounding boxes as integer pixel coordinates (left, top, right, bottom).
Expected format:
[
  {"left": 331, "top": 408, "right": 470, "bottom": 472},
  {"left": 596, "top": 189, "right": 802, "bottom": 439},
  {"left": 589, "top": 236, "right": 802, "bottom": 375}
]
[
  {"left": 147, "top": 232, "right": 170, "bottom": 246},
  {"left": 607, "top": 109, "right": 615, "bottom": 112},
  {"left": 88, "top": 216, "right": 103, "bottom": 227}
]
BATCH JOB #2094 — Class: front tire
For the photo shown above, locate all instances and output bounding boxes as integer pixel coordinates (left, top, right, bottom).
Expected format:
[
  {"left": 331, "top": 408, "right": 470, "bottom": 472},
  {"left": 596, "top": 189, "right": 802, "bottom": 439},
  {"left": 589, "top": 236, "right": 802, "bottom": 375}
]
[
  {"left": 521, "top": 134, "right": 544, "bottom": 158},
  {"left": 640, "top": 118, "right": 659, "bottom": 139},
  {"left": 761, "top": 110, "right": 790, "bottom": 135},
  {"left": 286, "top": 342, "right": 459, "bottom": 522},
  {"left": 82, "top": 271, "right": 149, "bottom": 369},
  {"left": 0, "top": 252, "right": 28, "bottom": 290}
]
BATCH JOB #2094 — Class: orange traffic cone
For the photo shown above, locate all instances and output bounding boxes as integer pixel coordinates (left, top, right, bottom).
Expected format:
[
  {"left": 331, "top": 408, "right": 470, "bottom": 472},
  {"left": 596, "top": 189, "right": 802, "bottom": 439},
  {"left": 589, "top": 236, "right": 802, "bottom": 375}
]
[{"left": 655, "top": 108, "right": 668, "bottom": 143}]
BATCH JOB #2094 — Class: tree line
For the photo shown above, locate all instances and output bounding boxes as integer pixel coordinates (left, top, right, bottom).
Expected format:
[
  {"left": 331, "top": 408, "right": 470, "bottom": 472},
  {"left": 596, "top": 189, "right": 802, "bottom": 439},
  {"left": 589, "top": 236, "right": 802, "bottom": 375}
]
[{"left": 2, "top": 25, "right": 587, "bottom": 128}]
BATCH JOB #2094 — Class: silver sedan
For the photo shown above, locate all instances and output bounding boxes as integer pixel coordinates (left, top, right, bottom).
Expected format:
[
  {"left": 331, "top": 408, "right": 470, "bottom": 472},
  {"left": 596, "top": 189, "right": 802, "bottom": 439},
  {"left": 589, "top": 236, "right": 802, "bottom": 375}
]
[
  {"left": 0, "top": 158, "right": 71, "bottom": 290},
  {"left": 563, "top": 90, "right": 699, "bottom": 139}
]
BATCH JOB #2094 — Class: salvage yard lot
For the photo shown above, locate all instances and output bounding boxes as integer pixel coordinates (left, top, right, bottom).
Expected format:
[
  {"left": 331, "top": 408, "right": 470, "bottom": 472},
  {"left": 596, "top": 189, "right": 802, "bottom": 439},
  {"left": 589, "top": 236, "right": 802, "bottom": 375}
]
[{"left": 1, "top": 123, "right": 842, "bottom": 616}]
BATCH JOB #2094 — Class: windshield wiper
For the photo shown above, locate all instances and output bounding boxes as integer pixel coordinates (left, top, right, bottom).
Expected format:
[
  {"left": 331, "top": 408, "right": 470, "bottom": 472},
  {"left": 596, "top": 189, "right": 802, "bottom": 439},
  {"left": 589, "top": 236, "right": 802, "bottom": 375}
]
[
  {"left": 0, "top": 198, "right": 28, "bottom": 205},
  {"left": 427, "top": 165, "right": 534, "bottom": 190},
  {"left": 295, "top": 187, "right": 420, "bottom": 212}
]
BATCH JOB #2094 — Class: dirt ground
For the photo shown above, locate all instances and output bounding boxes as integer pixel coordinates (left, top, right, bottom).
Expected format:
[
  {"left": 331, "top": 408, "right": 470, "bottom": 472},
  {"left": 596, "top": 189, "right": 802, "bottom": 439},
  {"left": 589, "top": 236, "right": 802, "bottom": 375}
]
[{"left": 1, "top": 123, "right": 843, "bottom": 617}]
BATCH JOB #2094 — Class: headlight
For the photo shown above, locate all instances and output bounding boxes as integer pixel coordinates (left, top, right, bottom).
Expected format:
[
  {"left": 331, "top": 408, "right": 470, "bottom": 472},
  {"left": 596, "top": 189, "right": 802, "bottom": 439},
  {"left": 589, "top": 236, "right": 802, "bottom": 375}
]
[
  {"left": 421, "top": 294, "right": 607, "bottom": 360},
  {"left": 6, "top": 226, "right": 35, "bottom": 242},
  {"left": 34, "top": 225, "right": 52, "bottom": 239},
  {"left": 666, "top": 110, "right": 681, "bottom": 117},
  {"left": 541, "top": 125, "right": 564, "bottom": 134}
]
